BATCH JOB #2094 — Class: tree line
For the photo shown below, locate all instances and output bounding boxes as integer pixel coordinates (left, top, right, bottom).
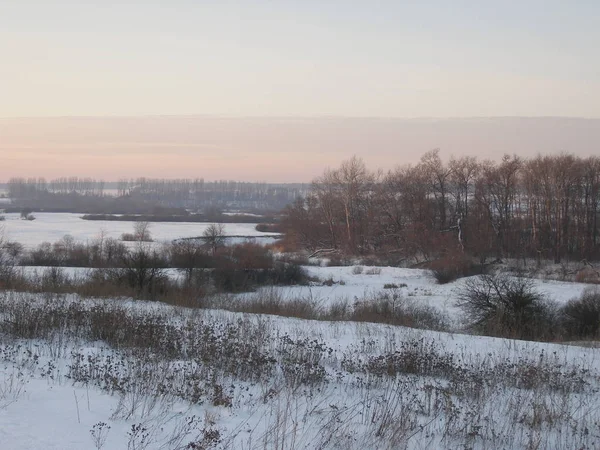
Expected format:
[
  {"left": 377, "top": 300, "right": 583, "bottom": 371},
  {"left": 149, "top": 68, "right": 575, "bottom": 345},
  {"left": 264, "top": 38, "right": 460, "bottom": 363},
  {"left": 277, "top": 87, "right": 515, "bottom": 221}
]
[
  {"left": 283, "top": 151, "right": 600, "bottom": 263},
  {"left": 8, "top": 177, "right": 107, "bottom": 198},
  {"left": 7, "top": 177, "right": 309, "bottom": 211}
]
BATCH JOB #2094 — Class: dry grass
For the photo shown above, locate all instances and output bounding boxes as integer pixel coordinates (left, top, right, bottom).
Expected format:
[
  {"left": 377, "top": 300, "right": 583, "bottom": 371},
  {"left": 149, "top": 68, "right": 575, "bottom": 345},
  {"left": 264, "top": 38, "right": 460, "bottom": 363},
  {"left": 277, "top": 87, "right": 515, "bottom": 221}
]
[{"left": 2, "top": 290, "right": 599, "bottom": 449}]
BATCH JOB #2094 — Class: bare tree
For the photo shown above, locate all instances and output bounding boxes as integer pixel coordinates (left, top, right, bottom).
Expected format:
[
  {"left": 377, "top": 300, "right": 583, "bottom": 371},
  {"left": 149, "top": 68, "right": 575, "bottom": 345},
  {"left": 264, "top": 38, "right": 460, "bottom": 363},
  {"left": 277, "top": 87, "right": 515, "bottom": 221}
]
[
  {"left": 420, "top": 149, "right": 452, "bottom": 230},
  {"left": 119, "top": 242, "right": 166, "bottom": 295},
  {"left": 449, "top": 155, "right": 479, "bottom": 220},
  {"left": 170, "top": 239, "right": 208, "bottom": 283},
  {"left": 0, "top": 225, "right": 16, "bottom": 287},
  {"left": 312, "top": 168, "right": 341, "bottom": 250},
  {"left": 133, "top": 221, "right": 152, "bottom": 242},
  {"left": 203, "top": 223, "right": 225, "bottom": 256},
  {"left": 284, "top": 150, "right": 600, "bottom": 264},
  {"left": 332, "top": 156, "right": 375, "bottom": 252}
]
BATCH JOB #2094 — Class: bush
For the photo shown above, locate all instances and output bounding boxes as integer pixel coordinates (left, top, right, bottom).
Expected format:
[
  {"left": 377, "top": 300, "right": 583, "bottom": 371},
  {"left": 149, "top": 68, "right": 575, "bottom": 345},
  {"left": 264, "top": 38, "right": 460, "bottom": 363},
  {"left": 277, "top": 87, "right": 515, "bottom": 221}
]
[
  {"left": 212, "top": 268, "right": 252, "bottom": 293},
  {"left": 364, "top": 338, "right": 456, "bottom": 378},
  {"left": 349, "top": 291, "right": 449, "bottom": 331},
  {"left": 457, "top": 274, "right": 557, "bottom": 340},
  {"left": 562, "top": 288, "right": 600, "bottom": 339},
  {"left": 28, "top": 242, "right": 61, "bottom": 266},
  {"left": 325, "top": 254, "right": 352, "bottom": 267},
  {"left": 228, "top": 243, "right": 272, "bottom": 269},
  {"left": 428, "top": 253, "right": 486, "bottom": 284},
  {"left": 352, "top": 265, "right": 364, "bottom": 275},
  {"left": 20, "top": 209, "right": 34, "bottom": 220},
  {"left": 120, "top": 222, "right": 153, "bottom": 242},
  {"left": 274, "top": 252, "right": 311, "bottom": 266},
  {"left": 212, "top": 263, "right": 308, "bottom": 293},
  {"left": 575, "top": 268, "right": 600, "bottom": 284},
  {"left": 40, "top": 267, "right": 71, "bottom": 291},
  {"left": 255, "top": 223, "right": 282, "bottom": 233},
  {"left": 383, "top": 283, "right": 406, "bottom": 289},
  {"left": 270, "top": 262, "right": 308, "bottom": 285}
]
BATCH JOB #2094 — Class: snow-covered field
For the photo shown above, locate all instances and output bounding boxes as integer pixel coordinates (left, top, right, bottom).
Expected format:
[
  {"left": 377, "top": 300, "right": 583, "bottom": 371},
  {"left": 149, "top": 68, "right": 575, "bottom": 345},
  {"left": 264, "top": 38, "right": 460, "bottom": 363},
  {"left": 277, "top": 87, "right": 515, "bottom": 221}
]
[
  {"left": 236, "top": 265, "right": 591, "bottom": 324},
  {"left": 0, "top": 213, "right": 278, "bottom": 248},
  {"left": 2, "top": 212, "right": 600, "bottom": 448},
  {"left": 14, "top": 264, "right": 591, "bottom": 329},
  {"left": 2, "top": 292, "right": 600, "bottom": 449}
]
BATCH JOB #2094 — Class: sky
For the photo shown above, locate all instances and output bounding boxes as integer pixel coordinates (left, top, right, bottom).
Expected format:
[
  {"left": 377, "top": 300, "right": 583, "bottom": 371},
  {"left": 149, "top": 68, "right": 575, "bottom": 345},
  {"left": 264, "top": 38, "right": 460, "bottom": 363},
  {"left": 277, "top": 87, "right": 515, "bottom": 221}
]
[{"left": 1, "top": 1, "right": 599, "bottom": 181}]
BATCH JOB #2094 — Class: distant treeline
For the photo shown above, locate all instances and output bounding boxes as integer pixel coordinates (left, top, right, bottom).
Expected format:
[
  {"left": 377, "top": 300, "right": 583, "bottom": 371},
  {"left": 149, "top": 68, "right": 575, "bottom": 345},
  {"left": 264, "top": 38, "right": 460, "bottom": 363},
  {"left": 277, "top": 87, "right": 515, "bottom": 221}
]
[
  {"left": 81, "top": 213, "right": 276, "bottom": 224},
  {"left": 283, "top": 151, "right": 600, "bottom": 263},
  {"left": 6, "top": 177, "right": 309, "bottom": 212}
]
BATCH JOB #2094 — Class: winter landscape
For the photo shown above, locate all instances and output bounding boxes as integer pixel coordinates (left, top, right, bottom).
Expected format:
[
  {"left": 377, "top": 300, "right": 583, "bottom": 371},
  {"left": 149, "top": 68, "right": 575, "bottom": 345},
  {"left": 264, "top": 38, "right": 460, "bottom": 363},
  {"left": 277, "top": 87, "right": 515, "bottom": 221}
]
[{"left": 3, "top": 150, "right": 600, "bottom": 450}]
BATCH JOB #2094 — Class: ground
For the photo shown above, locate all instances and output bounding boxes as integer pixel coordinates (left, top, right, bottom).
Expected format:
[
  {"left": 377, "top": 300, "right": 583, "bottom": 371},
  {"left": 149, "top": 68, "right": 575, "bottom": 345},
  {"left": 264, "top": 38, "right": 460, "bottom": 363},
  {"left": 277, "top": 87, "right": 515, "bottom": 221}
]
[{"left": 2, "top": 216, "right": 600, "bottom": 449}]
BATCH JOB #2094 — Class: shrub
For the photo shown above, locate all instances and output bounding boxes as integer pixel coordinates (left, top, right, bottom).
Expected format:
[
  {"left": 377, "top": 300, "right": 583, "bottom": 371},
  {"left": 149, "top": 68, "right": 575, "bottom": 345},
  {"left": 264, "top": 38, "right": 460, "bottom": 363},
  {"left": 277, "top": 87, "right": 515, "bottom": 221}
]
[
  {"left": 212, "top": 268, "right": 252, "bottom": 293},
  {"left": 365, "top": 339, "right": 456, "bottom": 378},
  {"left": 23, "top": 236, "right": 127, "bottom": 268},
  {"left": 227, "top": 243, "right": 272, "bottom": 269},
  {"left": 322, "top": 277, "right": 336, "bottom": 286},
  {"left": 40, "top": 266, "right": 71, "bottom": 291},
  {"left": 270, "top": 262, "right": 308, "bottom": 285},
  {"left": 352, "top": 265, "right": 364, "bottom": 275},
  {"left": 274, "top": 252, "right": 310, "bottom": 266},
  {"left": 120, "top": 222, "right": 153, "bottom": 242},
  {"left": 28, "top": 242, "right": 61, "bottom": 266},
  {"left": 562, "top": 288, "right": 600, "bottom": 339},
  {"left": 203, "top": 223, "right": 225, "bottom": 255},
  {"left": 365, "top": 267, "right": 382, "bottom": 275},
  {"left": 457, "top": 273, "right": 557, "bottom": 340},
  {"left": 428, "top": 253, "right": 485, "bottom": 284},
  {"left": 212, "top": 263, "right": 308, "bottom": 293},
  {"left": 325, "top": 254, "right": 352, "bottom": 267},
  {"left": 350, "top": 291, "right": 449, "bottom": 331},
  {"left": 20, "top": 208, "right": 33, "bottom": 220},
  {"left": 575, "top": 268, "right": 600, "bottom": 284},
  {"left": 5, "top": 241, "right": 24, "bottom": 260},
  {"left": 255, "top": 223, "right": 282, "bottom": 233},
  {"left": 133, "top": 221, "right": 152, "bottom": 242}
]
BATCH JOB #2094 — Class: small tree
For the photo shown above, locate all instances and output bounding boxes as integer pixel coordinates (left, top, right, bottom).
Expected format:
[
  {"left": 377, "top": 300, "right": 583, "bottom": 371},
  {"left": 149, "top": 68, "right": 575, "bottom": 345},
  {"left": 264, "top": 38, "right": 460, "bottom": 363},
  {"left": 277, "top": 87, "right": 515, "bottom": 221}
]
[
  {"left": 20, "top": 208, "right": 35, "bottom": 221},
  {"left": 103, "top": 238, "right": 127, "bottom": 266},
  {"left": 133, "top": 221, "right": 152, "bottom": 242},
  {"left": 203, "top": 223, "right": 225, "bottom": 256},
  {"left": 170, "top": 239, "right": 210, "bottom": 284},
  {"left": 457, "top": 273, "right": 554, "bottom": 340},
  {"left": 118, "top": 242, "right": 166, "bottom": 296}
]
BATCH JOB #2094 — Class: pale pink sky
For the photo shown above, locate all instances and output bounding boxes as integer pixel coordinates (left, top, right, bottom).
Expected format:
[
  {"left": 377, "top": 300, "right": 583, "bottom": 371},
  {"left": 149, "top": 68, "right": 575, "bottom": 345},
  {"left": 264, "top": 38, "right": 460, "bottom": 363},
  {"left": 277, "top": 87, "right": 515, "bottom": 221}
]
[
  {"left": 2, "top": 3, "right": 599, "bottom": 181},
  {"left": 1, "top": 116, "right": 599, "bottom": 182}
]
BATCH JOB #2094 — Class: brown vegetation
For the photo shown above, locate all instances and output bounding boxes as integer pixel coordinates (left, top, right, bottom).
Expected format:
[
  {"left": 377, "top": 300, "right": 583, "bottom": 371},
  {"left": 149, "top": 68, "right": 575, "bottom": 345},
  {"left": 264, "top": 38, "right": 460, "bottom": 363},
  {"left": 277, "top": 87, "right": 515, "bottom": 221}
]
[{"left": 283, "top": 151, "right": 600, "bottom": 265}]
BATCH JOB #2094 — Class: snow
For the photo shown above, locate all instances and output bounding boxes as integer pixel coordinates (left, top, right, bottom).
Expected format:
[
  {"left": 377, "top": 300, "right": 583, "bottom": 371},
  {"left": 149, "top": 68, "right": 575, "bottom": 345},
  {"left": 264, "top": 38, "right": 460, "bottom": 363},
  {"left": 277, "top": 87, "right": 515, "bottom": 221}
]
[
  {"left": 2, "top": 295, "right": 600, "bottom": 449},
  {"left": 0, "top": 213, "right": 278, "bottom": 248},
  {"left": 239, "top": 265, "right": 591, "bottom": 323},
  {"left": 13, "top": 264, "right": 592, "bottom": 328},
  {"left": 1, "top": 212, "right": 599, "bottom": 448}
]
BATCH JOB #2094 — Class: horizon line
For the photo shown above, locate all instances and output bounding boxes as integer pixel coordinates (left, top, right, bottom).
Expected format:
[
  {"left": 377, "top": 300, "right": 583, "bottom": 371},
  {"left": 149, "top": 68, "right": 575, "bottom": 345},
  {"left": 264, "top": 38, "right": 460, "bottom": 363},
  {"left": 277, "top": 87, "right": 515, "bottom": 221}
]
[{"left": 2, "top": 114, "right": 599, "bottom": 121}]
